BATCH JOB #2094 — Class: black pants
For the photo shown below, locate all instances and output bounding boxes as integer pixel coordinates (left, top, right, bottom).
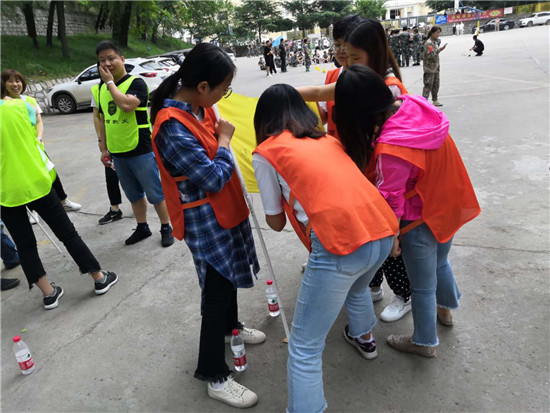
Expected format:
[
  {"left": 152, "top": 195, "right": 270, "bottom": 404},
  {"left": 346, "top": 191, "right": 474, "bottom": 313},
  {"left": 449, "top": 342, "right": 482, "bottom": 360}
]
[
  {"left": 475, "top": 49, "right": 483, "bottom": 56},
  {"left": 52, "top": 174, "right": 67, "bottom": 201},
  {"left": 105, "top": 166, "right": 122, "bottom": 206},
  {"left": 1, "top": 188, "right": 100, "bottom": 288},
  {"left": 194, "top": 265, "right": 241, "bottom": 383},
  {"left": 280, "top": 55, "right": 287, "bottom": 72},
  {"left": 267, "top": 56, "right": 277, "bottom": 74},
  {"left": 369, "top": 255, "right": 411, "bottom": 302}
]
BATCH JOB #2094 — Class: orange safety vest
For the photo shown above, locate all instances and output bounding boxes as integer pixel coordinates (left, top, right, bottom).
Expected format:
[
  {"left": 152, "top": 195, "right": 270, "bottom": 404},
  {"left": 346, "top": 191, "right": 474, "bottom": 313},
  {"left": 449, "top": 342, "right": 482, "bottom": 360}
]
[
  {"left": 254, "top": 130, "right": 398, "bottom": 255},
  {"left": 373, "top": 135, "right": 481, "bottom": 243},
  {"left": 385, "top": 76, "right": 409, "bottom": 96},
  {"left": 324, "top": 68, "right": 340, "bottom": 139},
  {"left": 152, "top": 106, "right": 249, "bottom": 240}
]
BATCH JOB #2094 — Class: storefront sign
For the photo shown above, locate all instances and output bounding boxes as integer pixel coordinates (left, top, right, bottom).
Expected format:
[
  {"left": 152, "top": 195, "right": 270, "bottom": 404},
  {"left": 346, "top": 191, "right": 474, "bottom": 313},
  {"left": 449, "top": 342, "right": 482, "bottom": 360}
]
[
  {"left": 435, "top": 15, "right": 448, "bottom": 24},
  {"left": 447, "top": 9, "right": 503, "bottom": 22}
]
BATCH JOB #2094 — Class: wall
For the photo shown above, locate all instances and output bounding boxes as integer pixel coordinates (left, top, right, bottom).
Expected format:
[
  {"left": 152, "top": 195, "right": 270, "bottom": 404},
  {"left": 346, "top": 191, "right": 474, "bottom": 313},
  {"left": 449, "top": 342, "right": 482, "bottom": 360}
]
[{"left": 25, "top": 77, "right": 74, "bottom": 114}]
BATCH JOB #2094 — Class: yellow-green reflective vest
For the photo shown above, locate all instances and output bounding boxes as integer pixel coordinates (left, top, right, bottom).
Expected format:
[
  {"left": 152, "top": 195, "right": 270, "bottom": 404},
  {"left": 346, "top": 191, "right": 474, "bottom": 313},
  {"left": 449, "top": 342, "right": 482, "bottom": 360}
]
[
  {"left": 99, "top": 76, "right": 150, "bottom": 154},
  {"left": 0, "top": 99, "right": 53, "bottom": 207}
]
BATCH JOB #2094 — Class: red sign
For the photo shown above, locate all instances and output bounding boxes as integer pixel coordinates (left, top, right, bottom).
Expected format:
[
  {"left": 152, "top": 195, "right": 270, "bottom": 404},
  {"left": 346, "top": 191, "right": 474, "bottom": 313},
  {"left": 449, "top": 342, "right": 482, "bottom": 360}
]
[{"left": 448, "top": 9, "right": 503, "bottom": 22}]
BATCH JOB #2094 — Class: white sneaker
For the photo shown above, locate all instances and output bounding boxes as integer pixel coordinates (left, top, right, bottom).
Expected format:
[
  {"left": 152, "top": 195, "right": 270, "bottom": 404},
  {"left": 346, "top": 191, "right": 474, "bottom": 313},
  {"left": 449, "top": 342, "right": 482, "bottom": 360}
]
[
  {"left": 225, "top": 327, "right": 266, "bottom": 344},
  {"left": 28, "top": 210, "right": 40, "bottom": 225},
  {"left": 370, "top": 286, "right": 384, "bottom": 302},
  {"left": 380, "top": 295, "right": 412, "bottom": 322},
  {"left": 300, "top": 261, "right": 307, "bottom": 273},
  {"left": 63, "top": 199, "right": 82, "bottom": 211},
  {"left": 207, "top": 377, "right": 258, "bottom": 408}
]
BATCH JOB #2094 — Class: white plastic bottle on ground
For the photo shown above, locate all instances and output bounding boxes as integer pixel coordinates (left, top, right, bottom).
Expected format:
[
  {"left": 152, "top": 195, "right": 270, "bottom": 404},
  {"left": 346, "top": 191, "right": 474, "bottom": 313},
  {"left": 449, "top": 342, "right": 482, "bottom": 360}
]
[
  {"left": 13, "top": 336, "right": 35, "bottom": 375},
  {"left": 266, "top": 279, "right": 280, "bottom": 317},
  {"left": 230, "top": 329, "right": 248, "bottom": 372}
]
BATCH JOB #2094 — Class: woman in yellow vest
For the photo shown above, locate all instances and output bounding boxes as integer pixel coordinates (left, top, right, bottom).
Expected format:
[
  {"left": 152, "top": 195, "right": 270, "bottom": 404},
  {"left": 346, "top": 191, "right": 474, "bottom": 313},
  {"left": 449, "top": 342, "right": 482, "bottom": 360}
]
[
  {"left": 253, "top": 84, "right": 399, "bottom": 413},
  {"left": 1, "top": 69, "right": 82, "bottom": 212},
  {"left": 0, "top": 98, "right": 118, "bottom": 310},
  {"left": 149, "top": 43, "right": 263, "bottom": 409}
]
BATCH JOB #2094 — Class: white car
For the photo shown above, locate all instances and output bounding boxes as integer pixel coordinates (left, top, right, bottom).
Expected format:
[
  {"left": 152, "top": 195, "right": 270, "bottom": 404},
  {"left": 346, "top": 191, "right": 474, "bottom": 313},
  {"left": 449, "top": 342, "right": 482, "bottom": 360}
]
[
  {"left": 148, "top": 56, "right": 180, "bottom": 74},
  {"left": 226, "top": 52, "right": 237, "bottom": 62},
  {"left": 518, "top": 12, "right": 550, "bottom": 27},
  {"left": 47, "top": 58, "right": 168, "bottom": 114}
]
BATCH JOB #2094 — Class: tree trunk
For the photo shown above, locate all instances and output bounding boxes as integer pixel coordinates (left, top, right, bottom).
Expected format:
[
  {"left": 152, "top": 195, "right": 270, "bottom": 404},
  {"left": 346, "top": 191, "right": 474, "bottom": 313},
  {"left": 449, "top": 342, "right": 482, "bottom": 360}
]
[
  {"left": 46, "top": 1, "right": 57, "bottom": 47},
  {"left": 21, "top": 2, "right": 39, "bottom": 49},
  {"left": 95, "top": 2, "right": 106, "bottom": 33},
  {"left": 151, "top": 24, "right": 158, "bottom": 44},
  {"left": 112, "top": 1, "right": 133, "bottom": 48},
  {"left": 56, "top": 1, "right": 70, "bottom": 58}
]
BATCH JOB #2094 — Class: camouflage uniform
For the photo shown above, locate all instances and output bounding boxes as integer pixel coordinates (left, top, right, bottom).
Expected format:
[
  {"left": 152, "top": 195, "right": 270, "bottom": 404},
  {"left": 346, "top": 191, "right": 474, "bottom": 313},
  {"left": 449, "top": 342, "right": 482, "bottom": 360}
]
[
  {"left": 422, "top": 38, "right": 441, "bottom": 102},
  {"left": 398, "top": 31, "right": 411, "bottom": 67},
  {"left": 412, "top": 33, "right": 422, "bottom": 65},
  {"left": 389, "top": 32, "right": 400, "bottom": 66}
]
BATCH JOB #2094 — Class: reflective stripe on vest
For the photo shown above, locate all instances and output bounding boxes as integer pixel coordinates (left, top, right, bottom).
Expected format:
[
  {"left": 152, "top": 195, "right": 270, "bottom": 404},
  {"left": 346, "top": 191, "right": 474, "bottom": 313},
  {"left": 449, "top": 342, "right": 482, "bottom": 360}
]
[
  {"left": 0, "top": 99, "right": 53, "bottom": 206},
  {"left": 254, "top": 131, "right": 398, "bottom": 255},
  {"left": 385, "top": 76, "right": 409, "bottom": 96},
  {"left": 151, "top": 106, "right": 249, "bottom": 241},
  {"left": 99, "top": 76, "right": 150, "bottom": 153}
]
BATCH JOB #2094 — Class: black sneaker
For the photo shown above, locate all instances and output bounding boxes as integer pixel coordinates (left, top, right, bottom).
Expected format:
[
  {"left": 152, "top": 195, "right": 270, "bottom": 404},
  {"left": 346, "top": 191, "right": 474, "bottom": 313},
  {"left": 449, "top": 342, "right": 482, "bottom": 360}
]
[
  {"left": 94, "top": 271, "right": 118, "bottom": 295},
  {"left": 43, "top": 283, "right": 64, "bottom": 310},
  {"left": 125, "top": 225, "right": 152, "bottom": 245},
  {"left": 343, "top": 324, "right": 377, "bottom": 360},
  {"left": 98, "top": 209, "right": 123, "bottom": 225},
  {"left": 160, "top": 225, "right": 174, "bottom": 247}
]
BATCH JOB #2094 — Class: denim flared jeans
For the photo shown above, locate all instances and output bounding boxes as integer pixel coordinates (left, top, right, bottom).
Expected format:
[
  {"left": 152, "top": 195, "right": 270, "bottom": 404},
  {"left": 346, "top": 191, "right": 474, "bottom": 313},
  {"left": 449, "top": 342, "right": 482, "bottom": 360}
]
[
  {"left": 400, "top": 222, "right": 462, "bottom": 347},
  {"left": 286, "top": 232, "right": 392, "bottom": 413}
]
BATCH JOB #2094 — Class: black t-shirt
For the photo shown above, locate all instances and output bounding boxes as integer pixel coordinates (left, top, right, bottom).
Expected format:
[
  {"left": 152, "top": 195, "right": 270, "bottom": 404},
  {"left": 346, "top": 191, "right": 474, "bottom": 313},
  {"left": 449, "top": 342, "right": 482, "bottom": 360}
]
[
  {"left": 279, "top": 44, "right": 286, "bottom": 56},
  {"left": 475, "top": 39, "right": 484, "bottom": 51},
  {"left": 99, "top": 74, "right": 152, "bottom": 158},
  {"left": 263, "top": 46, "right": 272, "bottom": 59}
]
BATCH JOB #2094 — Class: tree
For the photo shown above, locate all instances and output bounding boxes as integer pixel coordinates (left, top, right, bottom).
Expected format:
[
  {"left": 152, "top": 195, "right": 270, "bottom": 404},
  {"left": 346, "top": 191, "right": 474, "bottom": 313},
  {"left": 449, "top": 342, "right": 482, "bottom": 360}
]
[
  {"left": 110, "top": 1, "right": 133, "bottom": 47},
  {"left": 355, "top": 0, "right": 386, "bottom": 19},
  {"left": 234, "top": 0, "right": 283, "bottom": 43},
  {"left": 56, "top": 1, "right": 69, "bottom": 58},
  {"left": 284, "top": 0, "right": 319, "bottom": 38},
  {"left": 315, "top": 1, "right": 354, "bottom": 30},
  {"left": 94, "top": 1, "right": 109, "bottom": 34},
  {"left": 46, "top": 1, "right": 56, "bottom": 47},
  {"left": 21, "top": 1, "right": 39, "bottom": 49}
]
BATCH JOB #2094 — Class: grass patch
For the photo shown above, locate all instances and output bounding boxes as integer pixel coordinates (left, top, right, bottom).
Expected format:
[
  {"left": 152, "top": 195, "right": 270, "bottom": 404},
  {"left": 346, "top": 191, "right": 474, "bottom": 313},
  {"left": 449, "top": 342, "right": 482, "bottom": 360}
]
[{"left": 1, "top": 34, "right": 193, "bottom": 82}]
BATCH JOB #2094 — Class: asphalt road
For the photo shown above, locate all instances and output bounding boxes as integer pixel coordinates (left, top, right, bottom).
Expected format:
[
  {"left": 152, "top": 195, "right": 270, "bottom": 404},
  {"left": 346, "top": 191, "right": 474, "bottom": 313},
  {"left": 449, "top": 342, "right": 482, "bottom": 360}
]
[{"left": 1, "top": 26, "right": 549, "bottom": 412}]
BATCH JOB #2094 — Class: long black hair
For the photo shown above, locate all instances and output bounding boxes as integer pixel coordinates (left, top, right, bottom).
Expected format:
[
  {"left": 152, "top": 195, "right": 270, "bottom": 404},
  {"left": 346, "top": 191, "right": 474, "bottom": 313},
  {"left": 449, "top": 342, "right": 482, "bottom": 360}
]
[
  {"left": 150, "top": 43, "right": 236, "bottom": 123},
  {"left": 334, "top": 65, "right": 395, "bottom": 170},
  {"left": 346, "top": 19, "right": 402, "bottom": 82},
  {"left": 254, "top": 84, "right": 325, "bottom": 145}
]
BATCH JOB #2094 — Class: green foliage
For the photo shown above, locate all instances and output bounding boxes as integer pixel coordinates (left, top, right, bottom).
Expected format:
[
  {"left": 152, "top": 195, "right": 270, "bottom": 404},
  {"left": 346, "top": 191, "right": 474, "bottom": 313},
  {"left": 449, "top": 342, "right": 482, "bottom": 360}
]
[
  {"left": 355, "top": 0, "right": 386, "bottom": 19},
  {"left": 1, "top": 34, "right": 193, "bottom": 81},
  {"left": 315, "top": 1, "right": 354, "bottom": 28},
  {"left": 284, "top": 0, "right": 319, "bottom": 34},
  {"left": 234, "top": 0, "right": 282, "bottom": 42}
]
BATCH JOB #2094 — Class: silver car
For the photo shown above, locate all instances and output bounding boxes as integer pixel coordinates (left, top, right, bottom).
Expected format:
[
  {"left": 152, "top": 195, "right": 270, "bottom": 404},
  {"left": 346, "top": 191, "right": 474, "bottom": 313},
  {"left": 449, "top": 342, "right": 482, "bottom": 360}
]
[{"left": 47, "top": 58, "right": 168, "bottom": 114}]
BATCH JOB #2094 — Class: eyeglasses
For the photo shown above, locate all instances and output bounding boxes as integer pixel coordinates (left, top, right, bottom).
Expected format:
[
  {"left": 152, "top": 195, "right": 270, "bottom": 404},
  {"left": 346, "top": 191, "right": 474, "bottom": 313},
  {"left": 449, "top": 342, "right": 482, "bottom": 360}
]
[
  {"left": 223, "top": 86, "right": 233, "bottom": 99},
  {"left": 333, "top": 43, "right": 345, "bottom": 51}
]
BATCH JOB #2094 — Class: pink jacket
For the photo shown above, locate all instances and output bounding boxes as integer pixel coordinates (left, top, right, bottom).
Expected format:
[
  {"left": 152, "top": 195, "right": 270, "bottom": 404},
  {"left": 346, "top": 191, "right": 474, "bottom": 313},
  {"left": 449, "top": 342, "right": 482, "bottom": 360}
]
[{"left": 375, "top": 95, "right": 450, "bottom": 220}]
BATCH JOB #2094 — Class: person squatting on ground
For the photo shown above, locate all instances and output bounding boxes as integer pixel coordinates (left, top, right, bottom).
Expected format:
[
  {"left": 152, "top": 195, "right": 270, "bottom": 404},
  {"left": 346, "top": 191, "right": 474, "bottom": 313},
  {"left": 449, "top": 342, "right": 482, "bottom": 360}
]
[
  {"left": 253, "top": 83, "right": 398, "bottom": 413},
  {"left": 470, "top": 35, "right": 485, "bottom": 56},
  {"left": 149, "top": 43, "right": 264, "bottom": 409},
  {"left": 95, "top": 41, "right": 174, "bottom": 247},
  {"left": 0, "top": 98, "right": 118, "bottom": 309},
  {"left": 297, "top": 18, "right": 414, "bottom": 322},
  {"left": 1, "top": 69, "right": 82, "bottom": 213},
  {"left": 90, "top": 77, "right": 124, "bottom": 225},
  {"left": 339, "top": 65, "right": 481, "bottom": 357},
  {"left": 423, "top": 26, "right": 447, "bottom": 107}
]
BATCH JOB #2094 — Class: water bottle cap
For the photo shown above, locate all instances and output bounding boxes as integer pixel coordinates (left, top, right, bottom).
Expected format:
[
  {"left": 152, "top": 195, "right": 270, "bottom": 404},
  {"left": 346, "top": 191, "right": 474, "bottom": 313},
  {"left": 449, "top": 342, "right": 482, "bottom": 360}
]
[
  {"left": 232, "top": 329, "right": 239, "bottom": 336},
  {"left": 267, "top": 279, "right": 273, "bottom": 285},
  {"left": 13, "top": 336, "right": 21, "bottom": 342}
]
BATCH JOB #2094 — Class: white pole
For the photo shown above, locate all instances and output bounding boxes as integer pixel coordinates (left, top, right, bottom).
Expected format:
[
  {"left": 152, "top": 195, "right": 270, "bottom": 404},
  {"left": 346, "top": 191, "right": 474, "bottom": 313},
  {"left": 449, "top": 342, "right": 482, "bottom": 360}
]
[
  {"left": 229, "top": 146, "right": 291, "bottom": 341},
  {"left": 26, "top": 207, "right": 64, "bottom": 255}
]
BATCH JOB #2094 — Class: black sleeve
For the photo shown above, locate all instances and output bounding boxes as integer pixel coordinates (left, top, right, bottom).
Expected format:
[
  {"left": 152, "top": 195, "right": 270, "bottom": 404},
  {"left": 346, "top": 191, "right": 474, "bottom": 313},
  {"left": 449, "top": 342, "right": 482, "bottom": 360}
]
[{"left": 126, "top": 77, "right": 149, "bottom": 106}]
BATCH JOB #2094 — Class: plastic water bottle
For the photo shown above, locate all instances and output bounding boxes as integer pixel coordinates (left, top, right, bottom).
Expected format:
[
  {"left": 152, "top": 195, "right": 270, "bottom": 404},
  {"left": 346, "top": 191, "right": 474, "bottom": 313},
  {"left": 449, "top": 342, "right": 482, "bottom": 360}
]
[
  {"left": 266, "top": 279, "right": 280, "bottom": 317},
  {"left": 13, "top": 336, "right": 35, "bottom": 375},
  {"left": 230, "top": 329, "right": 248, "bottom": 372}
]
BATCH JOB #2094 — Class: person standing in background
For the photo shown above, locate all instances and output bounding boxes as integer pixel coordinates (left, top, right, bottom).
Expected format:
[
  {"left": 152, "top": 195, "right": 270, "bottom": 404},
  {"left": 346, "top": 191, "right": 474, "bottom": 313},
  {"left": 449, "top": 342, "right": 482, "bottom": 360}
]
[
  {"left": 279, "top": 40, "right": 287, "bottom": 73},
  {"left": 303, "top": 38, "right": 312, "bottom": 72},
  {"left": 423, "top": 26, "right": 446, "bottom": 106},
  {"left": 263, "top": 40, "right": 276, "bottom": 77}
]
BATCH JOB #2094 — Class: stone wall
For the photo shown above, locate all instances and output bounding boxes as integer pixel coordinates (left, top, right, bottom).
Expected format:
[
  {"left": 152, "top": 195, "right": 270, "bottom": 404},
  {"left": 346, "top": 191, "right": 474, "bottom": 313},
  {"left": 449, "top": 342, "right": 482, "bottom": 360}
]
[
  {"left": 25, "top": 77, "right": 74, "bottom": 114},
  {"left": 1, "top": 6, "right": 109, "bottom": 36}
]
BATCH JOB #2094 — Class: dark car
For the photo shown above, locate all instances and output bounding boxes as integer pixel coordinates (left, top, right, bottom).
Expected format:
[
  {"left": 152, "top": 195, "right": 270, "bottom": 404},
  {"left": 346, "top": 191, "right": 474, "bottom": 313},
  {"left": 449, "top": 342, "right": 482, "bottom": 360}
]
[{"left": 472, "top": 18, "right": 515, "bottom": 33}]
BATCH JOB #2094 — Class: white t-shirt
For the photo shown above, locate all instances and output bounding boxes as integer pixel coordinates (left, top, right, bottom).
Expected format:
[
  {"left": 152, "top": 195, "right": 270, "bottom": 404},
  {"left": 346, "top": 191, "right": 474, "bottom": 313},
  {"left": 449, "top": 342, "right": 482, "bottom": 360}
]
[
  {"left": 20, "top": 94, "right": 42, "bottom": 114},
  {"left": 252, "top": 153, "right": 309, "bottom": 226}
]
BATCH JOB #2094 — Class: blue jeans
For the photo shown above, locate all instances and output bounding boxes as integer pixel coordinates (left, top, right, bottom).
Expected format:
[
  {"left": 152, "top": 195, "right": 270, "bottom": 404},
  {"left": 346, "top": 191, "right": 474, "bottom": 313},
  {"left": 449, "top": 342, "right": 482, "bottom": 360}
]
[
  {"left": 400, "top": 222, "right": 461, "bottom": 347},
  {"left": 112, "top": 152, "right": 164, "bottom": 204},
  {"left": 1, "top": 223, "right": 19, "bottom": 267},
  {"left": 287, "top": 232, "right": 392, "bottom": 413}
]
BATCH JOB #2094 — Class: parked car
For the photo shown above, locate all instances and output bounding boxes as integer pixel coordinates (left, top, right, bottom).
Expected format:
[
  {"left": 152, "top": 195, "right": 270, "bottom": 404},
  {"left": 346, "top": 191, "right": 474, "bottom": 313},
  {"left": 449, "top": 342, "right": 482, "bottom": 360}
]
[
  {"left": 47, "top": 58, "right": 168, "bottom": 114},
  {"left": 225, "top": 52, "right": 237, "bottom": 62},
  {"left": 472, "top": 18, "right": 515, "bottom": 33},
  {"left": 518, "top": 12, "right": 550, "bottom": 27},
  {"left": 148, "top": 56, "right": 179, "bottom": 74}
]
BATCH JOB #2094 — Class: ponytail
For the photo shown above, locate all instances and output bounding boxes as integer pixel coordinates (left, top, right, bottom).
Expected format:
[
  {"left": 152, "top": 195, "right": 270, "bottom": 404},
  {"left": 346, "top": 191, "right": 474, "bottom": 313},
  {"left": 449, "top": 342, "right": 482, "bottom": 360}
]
[{"left": 150, "top": 43, "right": 236, "bottom": 124}]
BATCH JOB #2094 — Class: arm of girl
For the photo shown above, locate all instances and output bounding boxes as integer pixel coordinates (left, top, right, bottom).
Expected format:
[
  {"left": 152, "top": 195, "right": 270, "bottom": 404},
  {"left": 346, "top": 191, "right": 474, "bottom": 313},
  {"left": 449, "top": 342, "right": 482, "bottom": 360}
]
[
  {"left": 35, "top": 111, "right": 44, "bottom": 141},
  {"left": 296, "top": 83, "right": 335, "bottom": 103},
  {"left": 253, "top": 153, "right": 287, "bottom": 232}
]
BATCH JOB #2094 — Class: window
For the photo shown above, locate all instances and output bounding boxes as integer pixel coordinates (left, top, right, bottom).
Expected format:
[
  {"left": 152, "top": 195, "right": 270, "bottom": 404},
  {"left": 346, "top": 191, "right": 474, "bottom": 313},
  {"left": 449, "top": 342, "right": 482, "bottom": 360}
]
[
  {"left": 390, "top": 9, "right": 398, "bottom": 19},
  {"left": 79, "top": 67, "right": 99, "bottom": 82},
  {"left": 124, "top": 64, "right": 135, "bottom": 72}
]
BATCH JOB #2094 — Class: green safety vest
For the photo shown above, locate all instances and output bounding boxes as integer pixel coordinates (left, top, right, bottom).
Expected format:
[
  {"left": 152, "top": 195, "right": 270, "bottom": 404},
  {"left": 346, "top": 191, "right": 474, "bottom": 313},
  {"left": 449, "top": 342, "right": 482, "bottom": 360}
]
[
  {"left": 0, "top": 99, "right": 53, "bottom": 207},
  {"left": 22, "top": 95, "right": 57, "bottom": 182},
  {"left": 98, "top": 76, "right": 150, "bottom": 154}
]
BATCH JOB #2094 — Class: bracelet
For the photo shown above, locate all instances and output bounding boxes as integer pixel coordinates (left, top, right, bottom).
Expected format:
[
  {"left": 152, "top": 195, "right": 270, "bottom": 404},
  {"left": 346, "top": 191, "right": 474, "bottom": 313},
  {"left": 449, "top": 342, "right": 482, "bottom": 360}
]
[{"left": 105, "top": 80, "right": 114, "bottom": 87}]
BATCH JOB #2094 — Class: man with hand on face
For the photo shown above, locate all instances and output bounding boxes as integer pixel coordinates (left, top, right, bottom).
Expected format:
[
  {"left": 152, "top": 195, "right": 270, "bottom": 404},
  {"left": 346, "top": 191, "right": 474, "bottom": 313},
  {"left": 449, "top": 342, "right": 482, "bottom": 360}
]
[{"left": 95, "top": 41, "right": 174, "bottom": 247}]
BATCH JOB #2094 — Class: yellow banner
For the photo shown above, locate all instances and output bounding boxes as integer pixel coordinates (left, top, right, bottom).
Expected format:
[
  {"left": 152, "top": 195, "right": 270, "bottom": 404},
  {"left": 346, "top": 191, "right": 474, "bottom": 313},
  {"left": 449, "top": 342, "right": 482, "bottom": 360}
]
[{"left": 218, "top": 93, "right": 322, "bottom": 193}]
